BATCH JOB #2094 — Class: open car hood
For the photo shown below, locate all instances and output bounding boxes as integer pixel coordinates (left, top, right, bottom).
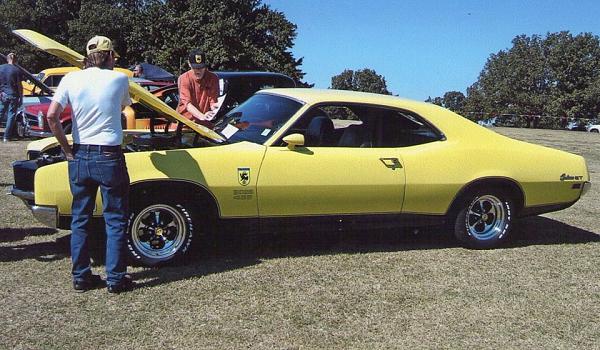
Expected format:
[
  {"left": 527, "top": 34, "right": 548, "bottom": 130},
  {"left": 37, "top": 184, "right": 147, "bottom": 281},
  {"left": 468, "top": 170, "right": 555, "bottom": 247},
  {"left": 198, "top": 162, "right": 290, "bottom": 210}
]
[{"left": 12, "top": 29, "right": 225, "bottom": 143}]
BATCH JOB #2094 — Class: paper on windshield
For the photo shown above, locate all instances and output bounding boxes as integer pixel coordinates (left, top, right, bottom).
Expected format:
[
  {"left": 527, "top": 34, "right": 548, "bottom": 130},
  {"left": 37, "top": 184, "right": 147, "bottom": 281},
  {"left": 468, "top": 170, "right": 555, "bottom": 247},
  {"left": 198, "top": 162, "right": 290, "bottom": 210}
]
[{"left": 221, "top": 123, "right": 239, "bottom": 139}]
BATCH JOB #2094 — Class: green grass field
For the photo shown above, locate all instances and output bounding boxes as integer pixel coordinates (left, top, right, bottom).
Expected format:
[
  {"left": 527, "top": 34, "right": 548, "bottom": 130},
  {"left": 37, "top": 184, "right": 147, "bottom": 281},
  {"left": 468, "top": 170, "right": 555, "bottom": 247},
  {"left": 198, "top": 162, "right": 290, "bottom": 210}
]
[{"left": 1, "top": 127, "right": 598, "bottom": 349}]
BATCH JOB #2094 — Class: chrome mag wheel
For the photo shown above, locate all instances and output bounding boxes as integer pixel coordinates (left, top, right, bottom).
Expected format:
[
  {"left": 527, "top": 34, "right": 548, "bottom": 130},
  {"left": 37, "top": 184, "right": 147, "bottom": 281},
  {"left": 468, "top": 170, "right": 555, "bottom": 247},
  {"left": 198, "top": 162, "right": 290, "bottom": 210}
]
[
  {"left": 130, "top": 204, "right": 189, "bottom": 261},
  {"left": 465, "top": 194, "right": 507, "bottom": 241}
]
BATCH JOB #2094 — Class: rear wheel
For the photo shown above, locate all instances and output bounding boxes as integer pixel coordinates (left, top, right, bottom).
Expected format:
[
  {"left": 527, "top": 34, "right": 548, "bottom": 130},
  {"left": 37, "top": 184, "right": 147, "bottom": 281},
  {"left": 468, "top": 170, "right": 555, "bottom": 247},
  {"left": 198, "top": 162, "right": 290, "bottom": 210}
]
[
  {"left": 127, "top": 200, "right": 198, "bottom": 266},
  {"left": 591, "top": 129, "right": 599, "bottom": 133},
  {"left": 454, "top": 189, "right": 513, "bottom": 249}
]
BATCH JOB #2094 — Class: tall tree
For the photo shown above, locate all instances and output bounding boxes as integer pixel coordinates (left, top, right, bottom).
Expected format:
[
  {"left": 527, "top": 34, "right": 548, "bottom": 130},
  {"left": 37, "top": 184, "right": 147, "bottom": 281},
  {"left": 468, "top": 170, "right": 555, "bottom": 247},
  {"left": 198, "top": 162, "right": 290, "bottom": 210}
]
[
  {"left": 0, "top": 0, "right": 307, "bottom": 84},
  {"left": 0, "top": 0, "right": 82, "bottom": 71},
  {"left": 331, "top": 68, "right": 391, "bottom": 95},
  {"left": 124, "top": 0, "right": 305, "bottom": 81}
]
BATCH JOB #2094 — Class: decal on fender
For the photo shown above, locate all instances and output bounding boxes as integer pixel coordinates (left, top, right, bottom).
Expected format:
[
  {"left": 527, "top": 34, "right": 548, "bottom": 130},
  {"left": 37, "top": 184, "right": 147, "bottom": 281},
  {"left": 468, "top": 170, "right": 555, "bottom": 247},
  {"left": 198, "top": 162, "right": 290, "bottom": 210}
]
[
  {"left": 560, "top": 173, "right": 583, "bottom": 181},
  {"left": 233, "top": 189, "right": 253, "bottom": 200},
  {"left": 238, "top": 167, "right": 250, "bottom": 186}
]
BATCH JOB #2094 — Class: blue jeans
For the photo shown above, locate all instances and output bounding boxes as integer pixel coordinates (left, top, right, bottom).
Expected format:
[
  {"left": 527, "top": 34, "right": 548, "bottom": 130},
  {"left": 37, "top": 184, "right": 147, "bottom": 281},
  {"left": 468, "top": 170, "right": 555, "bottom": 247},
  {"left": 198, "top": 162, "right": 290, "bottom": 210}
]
[
  {"left": 0, "top": 94, "right": 20, "bottom": 140},
  {"left": 68, "top": 144, "right": 130, "bottom": 285}
]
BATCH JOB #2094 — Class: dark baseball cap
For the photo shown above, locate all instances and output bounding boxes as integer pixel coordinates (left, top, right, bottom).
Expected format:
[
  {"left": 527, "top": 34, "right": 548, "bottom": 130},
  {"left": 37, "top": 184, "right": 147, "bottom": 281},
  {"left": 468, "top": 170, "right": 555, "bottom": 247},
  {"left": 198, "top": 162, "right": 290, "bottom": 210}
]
[{"left": 188, "top": 50, "right": 207, "bottom": 68}]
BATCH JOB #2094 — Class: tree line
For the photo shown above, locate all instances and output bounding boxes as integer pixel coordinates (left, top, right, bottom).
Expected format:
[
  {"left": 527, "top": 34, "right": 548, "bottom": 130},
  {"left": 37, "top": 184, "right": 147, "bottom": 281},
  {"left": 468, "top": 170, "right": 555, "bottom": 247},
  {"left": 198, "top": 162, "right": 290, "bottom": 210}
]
[
  {"left": 330, "top": 32, "right": 600, "bottom": 123},
  {"left": 2, "top": 1, "right": 598, "bottom": 122},
  {"left": 0, "top": 0, "right": 306, "bottom": 84},
  {"left": 429, "top": 32, "right": 600, "bottom": 122}
]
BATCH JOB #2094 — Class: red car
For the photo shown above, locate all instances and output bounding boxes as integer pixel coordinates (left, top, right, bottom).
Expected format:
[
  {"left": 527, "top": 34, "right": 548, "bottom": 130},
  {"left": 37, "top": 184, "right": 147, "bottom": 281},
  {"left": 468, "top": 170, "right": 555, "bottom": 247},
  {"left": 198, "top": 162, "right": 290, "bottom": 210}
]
[{"left": 22, "top": 78, "right": 172, "bottom": 137}]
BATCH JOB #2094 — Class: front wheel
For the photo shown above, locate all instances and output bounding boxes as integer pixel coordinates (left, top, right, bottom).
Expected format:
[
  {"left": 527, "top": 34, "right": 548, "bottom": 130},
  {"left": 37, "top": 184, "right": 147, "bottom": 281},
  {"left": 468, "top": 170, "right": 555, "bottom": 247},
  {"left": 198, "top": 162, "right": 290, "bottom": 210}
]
[
  {"left": 454, "top": 190, "right": 514, "bottom": 249},
  {"left": 127, "top": 201, "right": 197, "bottom": 266}
]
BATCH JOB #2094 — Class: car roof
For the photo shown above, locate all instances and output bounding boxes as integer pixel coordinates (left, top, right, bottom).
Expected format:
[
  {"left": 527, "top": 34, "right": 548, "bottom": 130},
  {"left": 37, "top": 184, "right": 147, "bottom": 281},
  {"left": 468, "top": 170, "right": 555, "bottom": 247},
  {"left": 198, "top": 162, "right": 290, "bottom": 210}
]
[
  {"left": 259, "top": 88, "right": 430, "bottom": 109},
  {"left": 214, "top": 71, "right": 293, "bottom": 80},
  {"left": 258, "top": 88, "right": 502, "bottom": 141}
]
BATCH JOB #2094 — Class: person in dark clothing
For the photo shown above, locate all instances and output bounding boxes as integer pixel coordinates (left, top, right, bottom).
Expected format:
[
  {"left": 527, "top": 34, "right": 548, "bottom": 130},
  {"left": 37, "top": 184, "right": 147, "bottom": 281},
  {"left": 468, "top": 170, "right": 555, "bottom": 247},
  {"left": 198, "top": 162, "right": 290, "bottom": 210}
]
[
  {"left": 0, "top": 53, "right": 23, "bottom": 142},
  {"left": 132, "top": 64, "right": 144, "bottom": 78}
]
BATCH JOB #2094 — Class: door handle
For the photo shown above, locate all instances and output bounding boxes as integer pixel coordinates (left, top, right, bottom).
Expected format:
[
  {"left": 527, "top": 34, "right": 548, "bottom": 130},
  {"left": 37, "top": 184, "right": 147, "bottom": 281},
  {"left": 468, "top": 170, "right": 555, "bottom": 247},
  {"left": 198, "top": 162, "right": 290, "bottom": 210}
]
[{"left": 380, "top": 157, "right": 402, "bottom": 170}]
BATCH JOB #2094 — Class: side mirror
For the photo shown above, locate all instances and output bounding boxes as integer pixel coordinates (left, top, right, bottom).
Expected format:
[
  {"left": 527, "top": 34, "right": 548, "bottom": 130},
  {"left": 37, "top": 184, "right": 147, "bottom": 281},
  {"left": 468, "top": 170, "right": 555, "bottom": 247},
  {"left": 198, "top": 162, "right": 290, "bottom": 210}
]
[{"left": 283, "top": 133, "right": 305, "bottom": 150}]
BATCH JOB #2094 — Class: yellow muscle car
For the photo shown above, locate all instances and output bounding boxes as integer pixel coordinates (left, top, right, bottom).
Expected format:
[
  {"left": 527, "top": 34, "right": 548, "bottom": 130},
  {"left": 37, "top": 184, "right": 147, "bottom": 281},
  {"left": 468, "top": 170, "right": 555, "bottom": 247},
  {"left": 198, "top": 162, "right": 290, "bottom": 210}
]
[{"left": 10, "top": 30, "right": 591, "bottom": 266}]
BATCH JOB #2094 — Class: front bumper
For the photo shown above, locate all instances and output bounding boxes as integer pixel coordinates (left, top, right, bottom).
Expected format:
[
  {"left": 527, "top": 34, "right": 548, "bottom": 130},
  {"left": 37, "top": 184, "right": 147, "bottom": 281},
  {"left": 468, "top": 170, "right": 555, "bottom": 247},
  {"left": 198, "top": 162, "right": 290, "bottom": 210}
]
[
  {"left": 31, "top": 205, "right": 58, "bottom": 228},
  {"left": 26, "top": 128, "right": 53, "bottom": 138},
  {"left": 10, "top": 186, "right": 58, "bottom": 228},
  {"left": 24, "top": 122, "right": 52, "bottom": 138},
  {"left": 10, "top": 186, "right": 34, "bottom": 201}
]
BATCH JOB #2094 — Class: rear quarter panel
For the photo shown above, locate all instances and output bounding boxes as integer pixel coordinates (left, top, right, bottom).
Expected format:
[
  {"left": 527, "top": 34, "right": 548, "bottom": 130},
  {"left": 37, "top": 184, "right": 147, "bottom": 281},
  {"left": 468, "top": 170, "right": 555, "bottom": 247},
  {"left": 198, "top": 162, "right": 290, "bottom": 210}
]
[{"left": 399, "top": 104, "right": 589, "bottom": 214}]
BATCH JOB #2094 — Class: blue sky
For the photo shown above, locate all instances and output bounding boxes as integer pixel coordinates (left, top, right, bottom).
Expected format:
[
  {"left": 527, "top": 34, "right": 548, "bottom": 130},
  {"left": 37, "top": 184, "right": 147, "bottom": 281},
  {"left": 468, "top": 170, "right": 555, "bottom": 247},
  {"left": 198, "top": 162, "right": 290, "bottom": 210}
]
[{"left": 263, "top": 0, "right": 600, "bottom": 101}]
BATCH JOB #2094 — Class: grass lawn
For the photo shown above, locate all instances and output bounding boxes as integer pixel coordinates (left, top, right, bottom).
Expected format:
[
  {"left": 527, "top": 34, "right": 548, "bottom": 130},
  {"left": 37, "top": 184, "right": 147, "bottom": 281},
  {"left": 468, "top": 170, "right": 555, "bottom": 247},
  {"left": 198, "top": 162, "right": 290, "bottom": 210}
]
[{"left": 0, "top": 127, "right": 598, "bottom": 349}]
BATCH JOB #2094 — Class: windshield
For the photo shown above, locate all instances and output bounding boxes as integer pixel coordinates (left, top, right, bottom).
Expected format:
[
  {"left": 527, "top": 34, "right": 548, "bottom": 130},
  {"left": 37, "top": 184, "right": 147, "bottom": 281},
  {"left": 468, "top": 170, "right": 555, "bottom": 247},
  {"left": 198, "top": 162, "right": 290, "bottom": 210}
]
[{"left": 214, "top": 93, "right": 303, "bottom": 144}]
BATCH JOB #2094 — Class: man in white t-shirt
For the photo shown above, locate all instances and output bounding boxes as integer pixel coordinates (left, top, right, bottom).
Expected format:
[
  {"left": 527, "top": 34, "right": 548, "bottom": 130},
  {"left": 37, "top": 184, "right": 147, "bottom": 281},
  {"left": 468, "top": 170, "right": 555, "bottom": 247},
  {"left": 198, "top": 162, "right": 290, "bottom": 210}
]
[{"left": 46, "top": 35, "right": 134, "bottom": 294}]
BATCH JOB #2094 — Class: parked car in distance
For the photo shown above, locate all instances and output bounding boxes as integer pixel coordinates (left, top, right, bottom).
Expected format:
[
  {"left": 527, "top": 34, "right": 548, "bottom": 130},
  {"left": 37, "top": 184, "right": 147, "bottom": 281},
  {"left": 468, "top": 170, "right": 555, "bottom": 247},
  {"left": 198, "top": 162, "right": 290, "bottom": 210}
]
[
  {"left": 587, "top": 123, "right": 600, "bottom": 133},
  {"left": 566, "top": 121, "right": 587, "bottom": 131},
  {"left": 477, "top": 117, "right": 496, "bottom": 128}
]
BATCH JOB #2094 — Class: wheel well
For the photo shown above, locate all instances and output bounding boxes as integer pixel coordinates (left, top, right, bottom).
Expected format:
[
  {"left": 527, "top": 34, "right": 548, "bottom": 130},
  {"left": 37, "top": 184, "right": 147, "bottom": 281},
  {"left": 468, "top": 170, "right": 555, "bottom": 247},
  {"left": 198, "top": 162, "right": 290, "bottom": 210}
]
[
  {"left": 447, "top": 178, "right": 525, "bottom": 217},
  {"left": 130, "top": 180, "right": 220, "bottom": 217}
]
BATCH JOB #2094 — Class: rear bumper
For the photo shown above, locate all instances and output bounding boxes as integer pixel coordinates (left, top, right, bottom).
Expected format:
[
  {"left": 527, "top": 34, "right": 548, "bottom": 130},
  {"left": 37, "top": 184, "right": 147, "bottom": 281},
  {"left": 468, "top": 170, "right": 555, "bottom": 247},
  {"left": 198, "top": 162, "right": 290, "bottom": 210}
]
[{"left": 581, "top": 181, "right": 591, "bottom": 197}]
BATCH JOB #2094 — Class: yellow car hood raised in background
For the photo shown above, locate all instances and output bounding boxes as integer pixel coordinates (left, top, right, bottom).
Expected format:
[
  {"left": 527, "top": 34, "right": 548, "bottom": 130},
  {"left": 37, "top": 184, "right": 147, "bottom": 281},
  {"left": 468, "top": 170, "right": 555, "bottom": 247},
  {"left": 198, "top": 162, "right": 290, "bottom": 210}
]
[{"left": 12, "top": 29, "right": 225, "bottom": 143}]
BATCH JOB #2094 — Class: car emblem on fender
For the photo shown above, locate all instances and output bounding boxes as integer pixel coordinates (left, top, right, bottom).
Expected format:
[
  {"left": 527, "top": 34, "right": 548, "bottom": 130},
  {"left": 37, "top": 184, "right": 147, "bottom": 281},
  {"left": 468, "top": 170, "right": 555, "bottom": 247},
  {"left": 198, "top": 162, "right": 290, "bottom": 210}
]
[{"left": 238, "top": 167, "right": 250, "bottom": 186}]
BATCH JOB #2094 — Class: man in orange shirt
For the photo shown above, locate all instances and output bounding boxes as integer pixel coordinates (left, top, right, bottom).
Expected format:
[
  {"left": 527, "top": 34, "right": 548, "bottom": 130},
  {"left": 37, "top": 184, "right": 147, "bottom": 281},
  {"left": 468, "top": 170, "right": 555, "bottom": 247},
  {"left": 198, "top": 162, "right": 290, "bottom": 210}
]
[{"left": 177, "top": 50, "right": 219, "bottom": 127}]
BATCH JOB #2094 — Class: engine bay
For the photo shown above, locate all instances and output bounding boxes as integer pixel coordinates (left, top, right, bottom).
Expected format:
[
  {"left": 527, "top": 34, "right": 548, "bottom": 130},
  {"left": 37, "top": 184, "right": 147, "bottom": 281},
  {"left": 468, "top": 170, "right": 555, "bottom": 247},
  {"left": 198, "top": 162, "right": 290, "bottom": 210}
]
[{"left": 27, "top": 126, "right": 216, "bottom": 164}]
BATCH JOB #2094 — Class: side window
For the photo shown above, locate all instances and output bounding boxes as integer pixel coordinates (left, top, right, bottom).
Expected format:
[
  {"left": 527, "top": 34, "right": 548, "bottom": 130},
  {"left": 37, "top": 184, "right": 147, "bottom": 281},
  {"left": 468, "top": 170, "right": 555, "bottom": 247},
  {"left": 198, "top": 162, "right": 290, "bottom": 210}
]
[
  {"left": 47, "top": 75, "right": 64, "bottom": 88},
  {"left": 379, "top": 111, "right": 442, "bottom": 147},
  {"left": 278, "top": 103, "right": 442, "bottom": 148},
  {"left": 278, "top": 104, "right": 364, "bottom": 147}
]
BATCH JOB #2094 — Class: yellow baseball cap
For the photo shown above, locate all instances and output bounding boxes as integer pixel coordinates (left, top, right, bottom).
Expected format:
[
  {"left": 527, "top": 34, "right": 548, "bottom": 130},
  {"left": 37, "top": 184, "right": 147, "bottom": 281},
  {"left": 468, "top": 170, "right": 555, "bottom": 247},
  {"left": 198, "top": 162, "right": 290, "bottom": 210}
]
[{"left": 86, "top": 36, "right": 119, "bottom": 57}]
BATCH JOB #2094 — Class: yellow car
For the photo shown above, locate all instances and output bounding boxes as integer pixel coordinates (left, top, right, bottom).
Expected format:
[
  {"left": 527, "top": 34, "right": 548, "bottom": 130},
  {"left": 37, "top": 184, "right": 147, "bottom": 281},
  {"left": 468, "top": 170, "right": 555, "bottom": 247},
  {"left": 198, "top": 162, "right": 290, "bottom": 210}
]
[
  {"left": 10, "top": 30, "right": 592, "bottom": 266},
  {"left": 23, "top": 66, "right": 133, "bottom": 95}
]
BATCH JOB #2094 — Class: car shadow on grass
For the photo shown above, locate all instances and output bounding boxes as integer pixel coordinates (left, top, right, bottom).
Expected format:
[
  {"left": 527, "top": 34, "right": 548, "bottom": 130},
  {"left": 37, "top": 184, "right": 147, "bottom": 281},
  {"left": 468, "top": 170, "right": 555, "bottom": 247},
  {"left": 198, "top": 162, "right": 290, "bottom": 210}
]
[
  {"left": 0, "top": 216, "right": 597, "bottom": 287},
  {"left": 129, "top": 216, "right": 599, "bottom": 288},
  {"left": 0, "top": 227, "right": 58, "bottom": 243},
  {"left": 508, "top": 216, "right": 600, "bottom": 247},
  {"left": 0, "top": 228, "right": 67, "bottom": 263}
]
